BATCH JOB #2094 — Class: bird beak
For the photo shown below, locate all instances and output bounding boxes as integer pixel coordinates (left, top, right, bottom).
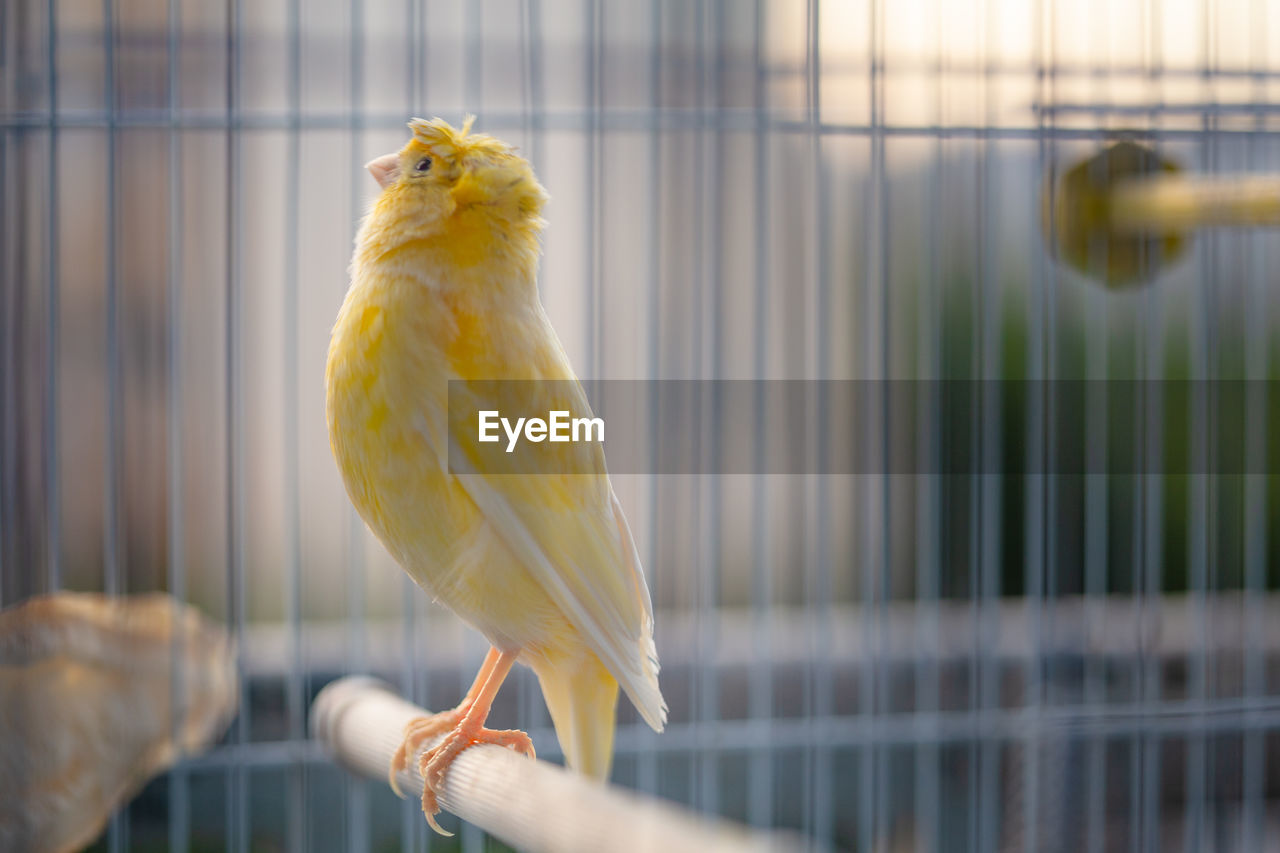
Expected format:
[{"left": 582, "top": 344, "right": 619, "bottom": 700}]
[{"left": 365, "top": 153, "right": 400, "bottom": 189}]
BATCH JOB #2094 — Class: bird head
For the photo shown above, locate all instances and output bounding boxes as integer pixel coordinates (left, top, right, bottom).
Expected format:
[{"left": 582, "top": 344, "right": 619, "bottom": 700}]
[{"left": 363, "top": 116, "right": 547, "bottom": 251}]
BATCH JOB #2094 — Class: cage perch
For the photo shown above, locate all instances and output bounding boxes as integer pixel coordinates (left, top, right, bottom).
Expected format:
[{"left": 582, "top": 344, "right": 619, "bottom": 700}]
[{"left": 311, "top": 676, "right": 799, "bottom": 853}]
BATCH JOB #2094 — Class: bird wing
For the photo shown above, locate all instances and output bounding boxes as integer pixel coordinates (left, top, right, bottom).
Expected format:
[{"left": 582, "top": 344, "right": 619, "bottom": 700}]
[{"left": 441, "top": 375, "right": 667, "bottom": 732}]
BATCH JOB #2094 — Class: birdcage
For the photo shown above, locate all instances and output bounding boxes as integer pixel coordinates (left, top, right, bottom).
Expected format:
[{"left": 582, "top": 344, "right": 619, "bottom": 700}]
[{"left": 3, "top": 0, "right": 1280, "bottom": 851}]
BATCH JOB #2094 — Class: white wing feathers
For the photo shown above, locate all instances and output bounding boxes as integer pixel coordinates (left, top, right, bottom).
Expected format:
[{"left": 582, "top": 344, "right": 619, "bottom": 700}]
[{"left": 448, "top": 459, "right": 668, "bottom": 732}]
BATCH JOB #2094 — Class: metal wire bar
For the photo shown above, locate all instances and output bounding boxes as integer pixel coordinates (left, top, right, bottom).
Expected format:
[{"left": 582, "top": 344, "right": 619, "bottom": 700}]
[
  {"left": 694, "top": 0, "right": 725, "bottom": 825},
  {"left": 165, "top": 0, "right": 190, "bottom": 849},
  {"left": 859, "top": 0, "right": 883, "bottom": 847},
  {"left": 102, "top": 7, "right": 126, "bottom": 851},
  {"left": 1082, "top": 155, "right": 1111, "bottom": 853},
  {"left": 517, "top": 0, "right": 551, "bottom": 799},
  {"left": 1024, "top": 2, "right": 1054, "bottom": 849},
  {"left": 399, "top": 5, "right": 425, "bottom": 850},
  {"left": 1136, "top": 7, "right": 1163, "bottom": 851},
  {"left": 224, "top": 2, "right": 249, "bottom": 850},
  {"left": 807, "top": 0, "right": 835, "bottom": 845},
  {"left": 10, "top": 108, "right": 1280, "bottom": 140},
  {"left": 1241, "top": 8, "right": 1271, "bottom": 845},
  {"left": 912, "top": 10, "right": 947, "bottom": 849},
  {"left": 283, "top": 2, "right": 305, "bottom": 851},
  {"left": 0, "top": 23, "right": 9, "bottom": 605},
  {"left": 637, "top": 0, "right": 662, "bottom": 803},
  {"left": 342, "top": 1, "right": 370, "bottom": 851},
  {"left": 458, "top": 9, "right": 486, "bottom": 853},
  {"left": 165, "top": 690, "right": 1280, "bottom": 776},
  {"left": 746, "top": 0, "right": 773, "bottom": 833},
  {"left": 235, "top": 592, "right": 1280, "bottom": 679},
  {"left": 977, "top": 3, "right": 1005, "bottom": 847},
  {"left": 583, "top": 0, "right": 601, "bottom": 379},
  {"left": 43, "top": 0, "right": 62, "bottom": 599}
]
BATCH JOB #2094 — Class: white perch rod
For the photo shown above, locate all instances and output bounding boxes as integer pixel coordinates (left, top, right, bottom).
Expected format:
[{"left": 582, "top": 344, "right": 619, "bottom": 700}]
[{"left": 311, "top": 676, "right": 799, "bottom": 853}]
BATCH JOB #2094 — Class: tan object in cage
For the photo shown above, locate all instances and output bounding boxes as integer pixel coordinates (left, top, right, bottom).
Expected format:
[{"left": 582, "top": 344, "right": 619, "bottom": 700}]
[
  {"left": 1044, "top": 139, "right": 1280, "bottom": 287},
  {"left": 0, "top": 592, "right": 237, "bottom": 853}
]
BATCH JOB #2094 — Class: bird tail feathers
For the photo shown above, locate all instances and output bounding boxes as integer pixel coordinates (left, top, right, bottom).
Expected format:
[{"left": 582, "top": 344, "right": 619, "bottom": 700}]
[{"left": 534, "top": 655, "right": 619, "bottom": 780}]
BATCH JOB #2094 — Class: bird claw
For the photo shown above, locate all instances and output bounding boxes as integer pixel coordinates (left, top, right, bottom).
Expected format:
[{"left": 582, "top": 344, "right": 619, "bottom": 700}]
[
  {"left": 417, "top": 724, "right": 537, "bottom": 835},
  {"left": 388, "top": 710, "right": 462, "bottom": 798},
  {"left": 421, "top": 786, "right": 454, "bottom": 837}
]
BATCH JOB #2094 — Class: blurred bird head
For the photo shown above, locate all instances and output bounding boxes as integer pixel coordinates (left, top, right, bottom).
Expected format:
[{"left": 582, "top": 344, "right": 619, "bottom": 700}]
[{"left": 362, "top": 116, "right": 548, "bottom": 255}]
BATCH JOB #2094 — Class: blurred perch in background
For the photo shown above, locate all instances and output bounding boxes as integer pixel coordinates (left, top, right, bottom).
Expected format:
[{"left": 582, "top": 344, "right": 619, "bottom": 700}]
[
  {"left": 0, "top": 593, "right": 237, "bottom": 853},
  {"left": 1044, "top": 139, "right": 1280, "bottom": 287}
]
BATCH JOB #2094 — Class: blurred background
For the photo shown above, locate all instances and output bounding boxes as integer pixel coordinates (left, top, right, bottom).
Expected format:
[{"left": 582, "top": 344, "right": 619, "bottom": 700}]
[{"left": 3, "top": 0, "right": 1280, "bottom": 850}]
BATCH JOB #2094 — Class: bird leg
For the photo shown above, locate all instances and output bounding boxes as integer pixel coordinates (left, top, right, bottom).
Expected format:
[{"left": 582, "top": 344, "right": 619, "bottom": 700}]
[
  {"left": 418, "top": 648, "right": 535, "bottom": 836},
  {"left": 388, "top": 646, "right": 501, "bottom": 796}
]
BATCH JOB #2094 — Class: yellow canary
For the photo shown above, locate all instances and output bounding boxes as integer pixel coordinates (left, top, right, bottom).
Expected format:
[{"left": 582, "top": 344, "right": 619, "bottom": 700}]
[{"left": 325, "top": 116, "right": 666, "bottom": 833}]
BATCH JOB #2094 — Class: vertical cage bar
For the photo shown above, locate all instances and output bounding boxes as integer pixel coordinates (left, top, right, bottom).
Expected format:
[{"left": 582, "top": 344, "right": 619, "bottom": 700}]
[
  {"left": 343, "top": 119, "right": 368, "bottom": 696},
  {"left": 43, "top": 0, "right": 62, "bottom": 597},
  {"left": 1189, "top": 4, "right": 1218, "bottom": 850},
  {"left": 977, "top": 2, "right": 1005, "bottom": 850},
  {"left": 686, "top": 0, "right": 708, "bottom": 819},
  {"left": 1241, "top": 6, "right": 1269, "bottom": 849},
  {"left": 283, "top": 0, "right": 307, "bottom": 851},
  {"left": 103, "top": 5, "right": 126, "bottom": 848},
  {"left": 1024, "top": 0, "right": 1053, "bottom": 848},
  {"left": 166, "top": 0, "right": 190, "bottom": 848},
  {"left": 1082, "top": 274, "right": 1109, "bottom": 853},
  {"left": 344, "top": 1, "right": 370, "bottom": 851},
  {"left": 400, "top": 3, "right": 426, "bottom": 850},
  {"left": 465, "top": 0, "right": 481, "bottom": 110},
  {"left": 1184, "top": 4, "right": 1215, "bottom": 849},
  {"left": 519, "top": 0, "right": 546, "bottom": 174},
  {"left": 585, "top": 0, "right": 602, "bottom": 372},
  {"left": 340, "top": 0, "right": 373, "bottom": 835},
  {"left": 808, "top": 6, "right": 839, "bottom": 850},
  {"left": 870, "top": 0, "right": 890, "bottom": 845},
  {"left": 225, "top": 0, "right": 249, "bottom": 849},
  {"left": 912, "top": 4, "right": 946, "bottom": 848},
  {"left": 808, "top": 0, "right": 835, "bottom": 844},
  {"left": 1136, "top": 222, "right": 1168, "bottom": 848},
  {"left": 461, "top": 7, "right": 484, "bottom": 851},
  {"left": 582, "top": 0, "right": 601, "bottom": 379},
  {"left": 746, "top": 0, "right": 773, "bottom": 830},
  {"left": 103, "top": 0, "right": 121, "bottom": 598},
  {"left": 518, "top": 0, "right": 549, "bottom": 748},
  {"left": 1136, "top": 2, "right": 1164, "bottom": 850},
  {"left": 699, "top": 0, "right": 728, "bottom": 825},
  {"left": 350, "top": 3, "right": 371, "bottom": 845},
  {"left": 1137, "top": 303, "right": 1167, "bottom": 853},
  {"left": 857, "top": 0, "right": 882, "bottom": 846},
  {"left": 0, "top": 26, "right": 9, "bottom": 602},
  {"left": 637, "top": 0, "right": 662, "bottom": 801},
  {"left": 972, "top": 9, "right": 990, "bottom": 848},
  {"left": 1081, "top": 10, "right": 1111, "bottom": 853}
]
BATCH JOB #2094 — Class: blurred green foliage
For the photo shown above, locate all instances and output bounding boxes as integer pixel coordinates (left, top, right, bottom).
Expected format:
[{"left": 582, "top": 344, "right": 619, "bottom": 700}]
[{"left": 920, "top": 274, "right": 1279, "bottom": 600}]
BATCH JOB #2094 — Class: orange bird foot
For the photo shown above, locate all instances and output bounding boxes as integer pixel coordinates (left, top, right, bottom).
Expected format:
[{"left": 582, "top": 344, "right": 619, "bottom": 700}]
[
  {"left": 389, "top": 647, "right": 504, "bottom": 797},
  {"left": 418, "top": 720, "right": 536, "bottom": 836},
  {"left": 388, "top": 710, "right": 464, "bottom": 797}
]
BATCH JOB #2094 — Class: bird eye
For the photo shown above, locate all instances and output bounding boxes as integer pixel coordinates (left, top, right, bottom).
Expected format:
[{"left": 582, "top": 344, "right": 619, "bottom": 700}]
[{"left": 414, "top": 157, "right": 432, "bottom": 173}]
